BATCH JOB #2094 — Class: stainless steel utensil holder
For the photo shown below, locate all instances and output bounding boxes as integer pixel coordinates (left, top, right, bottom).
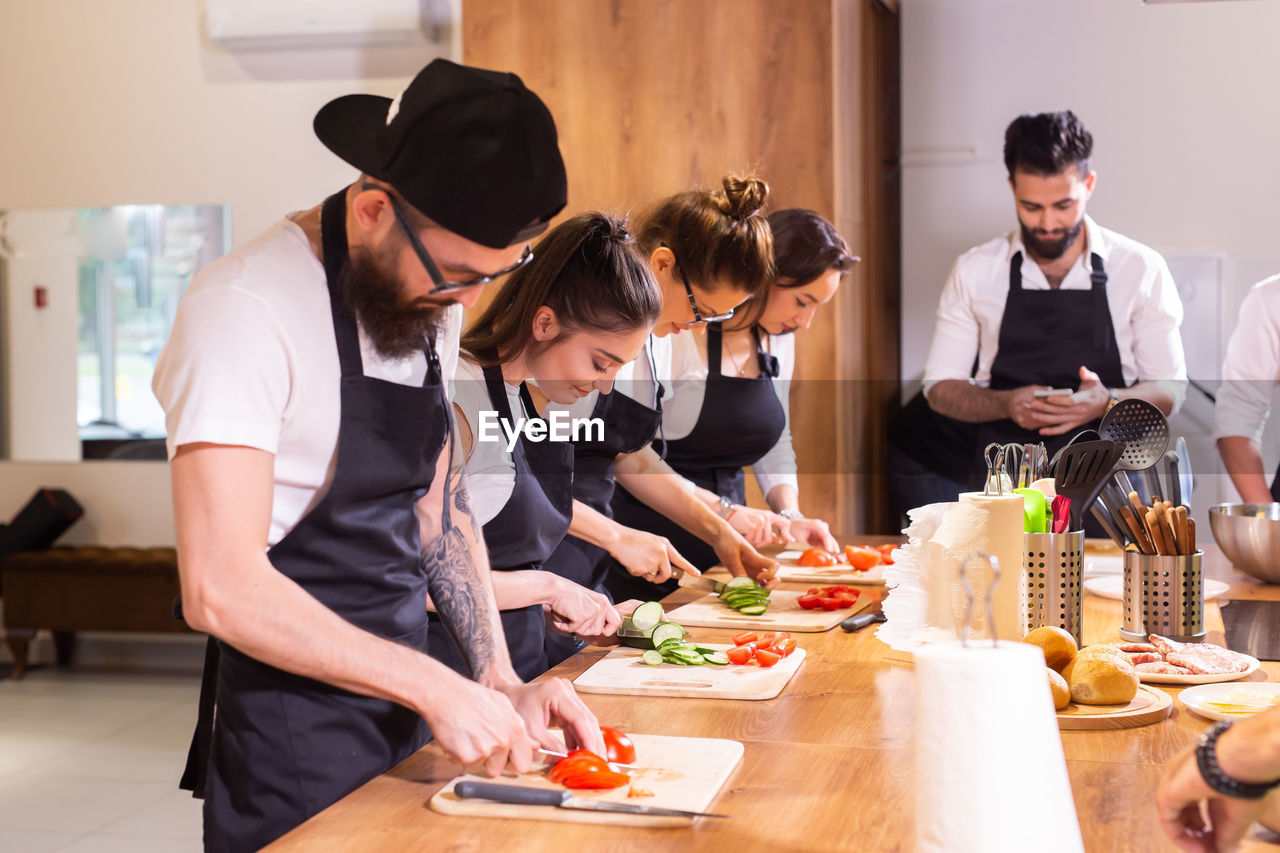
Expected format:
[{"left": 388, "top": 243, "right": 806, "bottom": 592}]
[
  {"left": 1022, "top": 532, "right": 1083, "bottom": 644},
  {"left": 1121, "top": 551, "right": 1205, "bottom": 643}
]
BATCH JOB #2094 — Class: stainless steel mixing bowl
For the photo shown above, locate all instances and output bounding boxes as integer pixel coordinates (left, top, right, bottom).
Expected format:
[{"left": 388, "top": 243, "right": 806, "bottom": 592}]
[{"left": 1209, "top": 502, "right": 1280, "bottom": 584}]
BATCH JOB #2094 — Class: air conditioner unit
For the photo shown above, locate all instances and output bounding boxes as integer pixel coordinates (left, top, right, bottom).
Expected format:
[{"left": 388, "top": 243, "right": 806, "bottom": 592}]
[{"left": 206, "top": 0, "right": 447, "bottom": 50}]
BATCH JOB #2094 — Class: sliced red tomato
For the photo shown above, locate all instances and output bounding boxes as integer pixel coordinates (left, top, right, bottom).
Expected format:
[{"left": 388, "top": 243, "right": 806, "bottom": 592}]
[
  {"left": 819, "top": 597, "right": 842, "bottom": 611},
  {"left": 726, "top": 645, "right": 754, "bottom": 665},
  {"left": 798, "top": 593, "right": 823, "bottom": 610},
  {"left": 732, "top": 631, "right": 759, "bottom": 647},
  {"left": 600, "top": 726, "right": 636, "bottom": 765},
  {"left": 775, "top": 638, "right": 797, "bottom": 657},
  {"left": 562, "top": 768, "right": 631, "bottom": 789},
  {"left": 548, "top": 756, "right": 605, "bottom": 784},
  {"left": 845, "top": 545, "right": 882, "bottom": 571},
  {"left": 759, "top": 631, "right": 781, "bottom": 645},
  {"left": 833, "top": 591, "right": 860, "bottom": 606},
  {"left": 756, "top": 649, "right": 782, "bottom": 667},
  {"left": 875, "top": 544, "right": 897, "bottom": 564},
  {"left": 797, "top": 547, "right": 838, "bottom": 567}
]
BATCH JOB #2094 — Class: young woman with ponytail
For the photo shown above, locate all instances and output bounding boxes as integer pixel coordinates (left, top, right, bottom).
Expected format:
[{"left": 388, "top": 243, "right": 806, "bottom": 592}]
[{"left": 425, "top": 211, "right": 661, "bottom": 681}]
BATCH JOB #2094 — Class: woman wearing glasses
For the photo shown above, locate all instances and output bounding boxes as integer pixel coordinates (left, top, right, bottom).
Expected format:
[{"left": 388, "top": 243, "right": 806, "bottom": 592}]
[
  {"left": 541, "top": 175, "right": 782, "bottom": 665},
  {"left": 426, "top": 212, "right": 662, "bottom": 681},
  {"left": 606, "top": 209, "right": 858, "bottom": 601}
]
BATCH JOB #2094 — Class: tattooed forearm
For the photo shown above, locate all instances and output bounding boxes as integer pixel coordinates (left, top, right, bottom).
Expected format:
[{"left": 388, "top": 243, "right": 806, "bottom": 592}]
[
  {"left": 452, "top": 470, "right": 483, "bottom": 540},
  {"left": 422, "top": 525, "right": 495, "bottom": 680}
]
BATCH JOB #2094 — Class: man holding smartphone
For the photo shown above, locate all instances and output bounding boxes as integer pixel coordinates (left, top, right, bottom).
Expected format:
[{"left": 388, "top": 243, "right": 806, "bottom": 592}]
[{"left": 892, "top": 110, "right": 1186, "bottom": 505}]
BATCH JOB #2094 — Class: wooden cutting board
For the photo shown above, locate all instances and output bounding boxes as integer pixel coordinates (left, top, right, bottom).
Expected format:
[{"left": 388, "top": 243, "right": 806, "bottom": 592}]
[
  {"left": 665, "top": 589, "right": 874, "bottom": 632},
  {"left": 429, "top": 733, "right": 744, "bottom": 828},
  {"left": 573, "top": 644, "right": 807, "bottom": 700},
  {"left": 1056, "top": 684, "right": 1173, "bottom": 730},
  {"left": 775, "top": 563, "right": 886, "bottom": 585}
]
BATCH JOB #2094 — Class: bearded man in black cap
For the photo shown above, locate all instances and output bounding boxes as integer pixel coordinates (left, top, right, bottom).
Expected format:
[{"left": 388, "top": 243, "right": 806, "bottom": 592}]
[{"left": 153, "top": 60, "right": 605, "bottom": 852}]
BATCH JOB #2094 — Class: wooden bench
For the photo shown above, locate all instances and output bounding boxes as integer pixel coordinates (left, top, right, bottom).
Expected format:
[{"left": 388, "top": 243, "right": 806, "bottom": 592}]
[{"left": 2, "top": 546, "right": 191, "bottom": 678}]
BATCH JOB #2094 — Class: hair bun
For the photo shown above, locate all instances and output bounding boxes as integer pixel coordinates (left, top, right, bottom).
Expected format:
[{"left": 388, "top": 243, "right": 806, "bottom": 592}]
[{"left": 717, "top": 174, "right": 769, "bottom": 220}]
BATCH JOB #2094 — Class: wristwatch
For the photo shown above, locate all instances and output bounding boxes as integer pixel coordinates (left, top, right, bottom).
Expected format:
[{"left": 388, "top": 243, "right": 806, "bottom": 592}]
[
  {"left": 717, "top": 495, "right": 737, "bottom": 519},
  {"left": 1104, "top": 387, "right": 1120, "bottom": 414},
  {"left": 778, "top": 509, "right": 805, "bottom": 521},
  {"left": 1196, "top": 720, "right": 1280, "bottom": 799}
]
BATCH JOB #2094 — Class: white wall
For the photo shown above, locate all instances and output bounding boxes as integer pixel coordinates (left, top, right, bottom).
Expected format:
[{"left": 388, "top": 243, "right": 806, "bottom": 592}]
[
  {"left": 901, "top": 0, "right": 1280, "bottom": 517},
  {"left": 0, "top": 0, "right": 457, "bottom": 545}
]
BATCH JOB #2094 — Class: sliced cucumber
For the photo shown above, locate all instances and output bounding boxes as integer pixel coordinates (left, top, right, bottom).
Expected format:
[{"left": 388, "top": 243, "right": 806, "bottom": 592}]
[
  {"left": 701, "top": 651, "right": 731, "bottom": 665},
  {"left": 650, "top": 622, "right": 686, "bottom": 647},
  {"left": 723, "top": 576, "right": 759, "bottom": 591},
  {"left": 667, "top": 648, "right": 707, "bottom": 665},
  {"left": 737, "top": 604, "right": 768, "bottom": 616},
  {"left": 692, "top": 645, "right": 720, "bottom": 656},
  {"left": 641, "top": 649, "right": 664, "bottom": 666},
  {"left": 630, "top": 601, "right": 665, "bottom": 634}
]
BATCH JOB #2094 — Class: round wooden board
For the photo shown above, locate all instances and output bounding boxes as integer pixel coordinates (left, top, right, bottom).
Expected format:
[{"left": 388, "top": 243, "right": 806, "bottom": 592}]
[{"left": 1057, "top": 684, "right": 1172, "bottom": 730}]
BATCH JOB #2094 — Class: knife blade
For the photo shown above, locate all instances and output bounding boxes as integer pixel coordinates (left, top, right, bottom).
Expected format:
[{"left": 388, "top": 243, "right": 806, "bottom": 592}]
[
  {"left": 674, "top": 570, "right": 724, "bottom": 595},
  {"left": 536, "top": 748, "right": 637, "bottom": 771},
  {"left": 453, "top": 781, "right": 730, "bottom": 819}
]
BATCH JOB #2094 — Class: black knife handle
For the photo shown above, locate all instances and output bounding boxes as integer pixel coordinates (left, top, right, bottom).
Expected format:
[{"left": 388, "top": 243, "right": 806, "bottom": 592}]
[
  {"left": 454, "top": 781, "right": 570, "bottom": 806},
  {"left": 841, "top": 611, "right": 886, "bottom": 632}
]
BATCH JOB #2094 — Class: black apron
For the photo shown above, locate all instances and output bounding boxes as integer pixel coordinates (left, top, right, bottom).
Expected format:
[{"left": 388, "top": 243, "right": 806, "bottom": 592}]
[
  {"left": 543, "top": 337, "right": 663, "bottom": 665},
  {"left": 606, "top": 324, "right": 786, "bottom": 601},
  {"left": 973, "top": 250, "right": 1127, "bottom": 476},
  {"left": 183, "top": 189, "right": 452, "bottom": 853},
  {"left": 427, "top": 361, "right": 573, "bottom": 682}
]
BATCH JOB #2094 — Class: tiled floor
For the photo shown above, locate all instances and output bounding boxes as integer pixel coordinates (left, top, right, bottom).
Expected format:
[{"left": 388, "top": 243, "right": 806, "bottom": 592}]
[{"left": 0, "top": 662, "right": 203, "bottom": 852}]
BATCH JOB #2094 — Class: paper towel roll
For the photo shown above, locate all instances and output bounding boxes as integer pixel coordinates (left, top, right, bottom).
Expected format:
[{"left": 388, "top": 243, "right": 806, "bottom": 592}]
[
  {"left": 915, "top": 641, "right": 1084, "bottom": 853},
  {"left": 947, "top": 492, "right": 1023, "bottom": 641}
]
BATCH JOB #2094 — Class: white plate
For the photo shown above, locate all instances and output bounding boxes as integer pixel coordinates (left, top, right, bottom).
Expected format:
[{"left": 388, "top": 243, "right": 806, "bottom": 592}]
[
  {"left": 1083, "top": 575, "right": 1230, "bottom": 602},
  {"left": 1179, "top": 682, "right": 1280, "bottom": 721},
  {"left": 1137, "top": 652, "right": 1261, "bottom": 685},
  {"left": 1084, "top": 556, "right": 1124, "bottom": 576}
]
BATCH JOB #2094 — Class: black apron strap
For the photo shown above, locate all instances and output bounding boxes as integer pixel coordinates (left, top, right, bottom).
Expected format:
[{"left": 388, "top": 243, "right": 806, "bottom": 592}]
[
  {"left": 1009, "top": 251, "right": 1023, "bottom": 292},
  {"left": 1090, "top": 252, "right": 1110, "bottom": 352},
  {"left": 320, "top": 190, "right": 365, "bottom": 380},
  {"left": 707, "top": 323, "right": 723, "bottom": 375}
]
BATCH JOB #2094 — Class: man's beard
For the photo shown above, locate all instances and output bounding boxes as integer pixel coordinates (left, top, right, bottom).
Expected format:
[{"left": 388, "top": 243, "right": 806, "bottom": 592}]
[
  {"left": 1021, "top": 216, "right": 1085, "bottom": 261},
  {"left": 337, "top": 246, "right": 448, "bottom": 360}
]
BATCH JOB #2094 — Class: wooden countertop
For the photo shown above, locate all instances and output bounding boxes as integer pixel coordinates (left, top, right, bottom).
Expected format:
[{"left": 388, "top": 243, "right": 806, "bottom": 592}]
[{"left": 268, "top": 540, "right": 1280, "bottom": 852}]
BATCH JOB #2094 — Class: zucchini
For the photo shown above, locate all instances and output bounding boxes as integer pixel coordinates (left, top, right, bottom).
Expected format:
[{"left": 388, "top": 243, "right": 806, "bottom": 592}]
[
  {"left": 641, "top": 649, "right": 664, "bottom": 666},
  {"left": 630, "top": 601, "right": 665, "bottom": 634},
  {"left": 650, "top": 622, "right": 686, "bottom": 647}
]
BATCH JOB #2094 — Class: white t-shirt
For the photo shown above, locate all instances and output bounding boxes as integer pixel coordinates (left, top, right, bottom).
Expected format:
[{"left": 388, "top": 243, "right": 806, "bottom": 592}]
[
  {"left": 152, "top": 217, "right": 462, "bottom": 547},
  {"left": 452, "top": 356, "right": 525, "bottom": 527},
  {"left": 1214, "top": 274, "right": 1280, "bottom": 443},
  {"left": 661, "top": 330, "right": 798, "bottom": 497},
  {"left": 921, "top": 216, "right": 1187, "bottom": 411}
]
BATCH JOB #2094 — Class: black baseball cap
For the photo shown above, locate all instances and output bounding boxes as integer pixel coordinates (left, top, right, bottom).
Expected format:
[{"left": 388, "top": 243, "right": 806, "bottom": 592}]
[{"left": 313, "top": 59, "right": 567, "bottom": 249}]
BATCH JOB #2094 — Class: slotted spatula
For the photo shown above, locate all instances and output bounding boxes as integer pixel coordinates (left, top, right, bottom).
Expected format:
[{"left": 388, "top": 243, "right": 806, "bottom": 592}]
[{"left": 1053, "top": 439, "right": 1126, "bottom": 531}]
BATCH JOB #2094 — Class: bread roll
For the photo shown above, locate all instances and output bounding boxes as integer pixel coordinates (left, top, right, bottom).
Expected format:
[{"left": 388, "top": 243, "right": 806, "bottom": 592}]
[
  {"left": 1047, "top": 668, "right": 1071, "bottom": 710},
  {"left": 1062, "top": 652, "right": 1139, "bottom": 705},
  {"left": 1023, "top": 626, "right": 1078, "bottom": 673}
]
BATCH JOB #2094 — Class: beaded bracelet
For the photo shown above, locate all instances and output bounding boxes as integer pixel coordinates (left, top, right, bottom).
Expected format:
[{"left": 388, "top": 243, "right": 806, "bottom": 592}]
[{"left": 1196, "top": 720, "right": 1280, "bottom": 800}]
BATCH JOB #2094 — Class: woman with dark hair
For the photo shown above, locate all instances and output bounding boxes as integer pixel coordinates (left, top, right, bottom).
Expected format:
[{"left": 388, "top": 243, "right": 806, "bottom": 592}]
[
  {"left": 541, "top": 174, "right": 782, "bottom": 664},
  {"left": 606, "top": 208, "right": 858, "bottom": 600},
  {"left": 426, "top": 211, "right": 662, "bottom": 681}
]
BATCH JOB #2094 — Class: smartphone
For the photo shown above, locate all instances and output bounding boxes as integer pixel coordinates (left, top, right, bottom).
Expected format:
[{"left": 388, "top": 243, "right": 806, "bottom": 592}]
[{"left": 1033, "top": 388, "right": 1074, "bottom": 398}]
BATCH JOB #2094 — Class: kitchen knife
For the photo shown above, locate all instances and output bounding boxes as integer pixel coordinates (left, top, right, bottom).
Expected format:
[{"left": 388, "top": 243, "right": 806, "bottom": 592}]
[
  {"left": 841, "top": 610, "right": 886, "bottom": 632},
  {"left": 453, "top": 781, "right": 730, "bottom": 819},
  {"left": 675, "top": 570, "right": 724, "bottom": 594},
  {"left": 536, "top": 749, "right": 637, "bottom": 771}
]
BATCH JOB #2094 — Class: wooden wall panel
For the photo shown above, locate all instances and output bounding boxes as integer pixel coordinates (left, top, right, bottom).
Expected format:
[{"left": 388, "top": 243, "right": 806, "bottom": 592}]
[{"left": 463, "top": 0, "right": 899, "bottom": 534}]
